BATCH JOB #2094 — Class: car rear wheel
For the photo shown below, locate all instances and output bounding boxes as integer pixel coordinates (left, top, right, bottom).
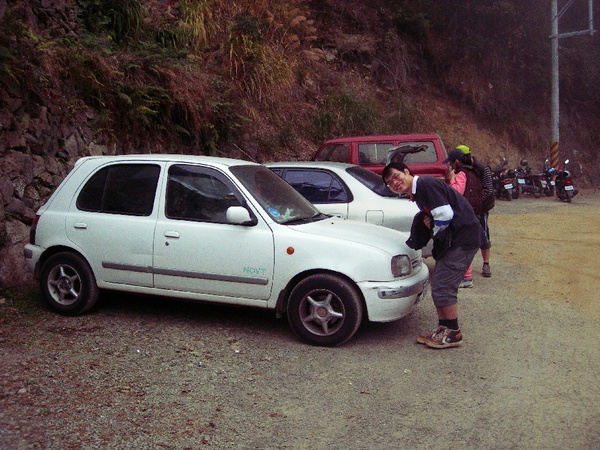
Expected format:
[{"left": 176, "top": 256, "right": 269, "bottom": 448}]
[
  {"left": 40, "top": 252, "right": 99, "bottom": 316},
  {"left": 287, "top": 273, "right": 363, "bottom": 346}
]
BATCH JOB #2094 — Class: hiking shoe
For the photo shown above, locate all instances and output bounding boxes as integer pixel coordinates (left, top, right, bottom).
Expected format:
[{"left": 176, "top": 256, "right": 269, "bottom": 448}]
[
  {"left": 422, "top": 327, "right": 463, "bottom": 349},
  {"left": 482, "top": 263, "right": 492, "bottom": 277},
  {"left": 459, "top": 278, "right": 473, "bottom": 288},
  {"left": 416, "top": 326, "right": 446, "bottom": 345}
]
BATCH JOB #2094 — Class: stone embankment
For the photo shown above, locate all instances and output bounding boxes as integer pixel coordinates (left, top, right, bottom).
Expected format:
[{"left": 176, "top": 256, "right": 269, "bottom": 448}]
[{"left": 0, "top": 84, "right": 115, "bottom": 286}]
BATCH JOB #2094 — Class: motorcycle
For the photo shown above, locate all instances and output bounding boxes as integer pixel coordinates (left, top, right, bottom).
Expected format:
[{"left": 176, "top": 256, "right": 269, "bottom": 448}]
[
  {"left": 540, "top": 159, "right": 556, "bottom": 197},
  {"left": 491, "top": 157, "right": 514, "bottom": 201},
  {"left": 514, "top": 159, "right": 542, "bottom": 198},
  {"left": 555, "top": 159, "right": 578, "bottom": 203}
]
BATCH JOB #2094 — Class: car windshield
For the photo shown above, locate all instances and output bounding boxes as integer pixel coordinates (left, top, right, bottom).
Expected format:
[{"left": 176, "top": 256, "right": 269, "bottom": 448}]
[
  {"left": 231, "top": 165, "right": 324, "bottom": 224},
  {"left": 346, "top": 165, "right": 402, "bottom": 198}
]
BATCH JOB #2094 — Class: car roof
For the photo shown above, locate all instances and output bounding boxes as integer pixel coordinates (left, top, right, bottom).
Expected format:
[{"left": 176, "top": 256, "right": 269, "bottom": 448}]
[
  {"left": 321, "top": 134, "right": 441, "bottom": 144},
  {"left": 76, "top": 154, "right": 260, "bottom": 169},
  {"left": 265, "top": 161, "right": 357, "bottom": 170}
]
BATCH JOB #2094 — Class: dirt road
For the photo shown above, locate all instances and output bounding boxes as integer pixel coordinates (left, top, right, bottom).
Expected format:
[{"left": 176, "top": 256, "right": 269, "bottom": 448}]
[{"left": 1, "top": 190, "right": 599, "bottom": 449}]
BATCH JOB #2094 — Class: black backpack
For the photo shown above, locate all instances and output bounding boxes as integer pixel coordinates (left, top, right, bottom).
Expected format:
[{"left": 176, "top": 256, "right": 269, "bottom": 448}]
[{"left": 461, "top": 165, "right": 484, "bottom": 215}]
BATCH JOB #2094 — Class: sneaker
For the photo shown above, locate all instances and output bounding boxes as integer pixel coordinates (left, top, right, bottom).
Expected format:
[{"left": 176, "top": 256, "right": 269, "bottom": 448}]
[
  {"left": 416, "top": 326, "right": 445, "bottom": 345},
  {"left": 482, "top": 263, "right": 492, "bottom": 277},
  {"left": 421, "top": 327, "right": 463, "bottom": 349},
  {"left": 459, "top": 278, "right": 473, "bottom": 288}
]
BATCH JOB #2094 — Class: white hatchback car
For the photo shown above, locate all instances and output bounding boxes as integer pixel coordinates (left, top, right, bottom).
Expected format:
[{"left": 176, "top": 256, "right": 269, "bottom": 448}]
[
  {"left": 266, "top": 161, "right": 432, "bottom": 256},
  {"left": 23, "top": 155, "right": 429, "bottom": 346}
]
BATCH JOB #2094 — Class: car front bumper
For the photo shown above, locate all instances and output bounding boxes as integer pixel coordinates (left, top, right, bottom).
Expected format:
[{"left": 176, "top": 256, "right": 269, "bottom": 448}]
[{"left": 358, "top": 264, "right": 429, "bottom": 322}]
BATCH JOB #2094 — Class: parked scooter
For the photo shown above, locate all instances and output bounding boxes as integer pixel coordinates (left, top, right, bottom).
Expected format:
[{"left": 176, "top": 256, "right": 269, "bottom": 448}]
[
  {"left": 540, "top": 159, "right": 556, "bottom": 197},
  {"left": 491, "top": 157, "right": 514, "bottom": 201},
  {"left": 555, "top": 159, "right": 578, "bottom": 203},
  {"left": 514, "top": 159, "right": 542, "bottom": 198}
]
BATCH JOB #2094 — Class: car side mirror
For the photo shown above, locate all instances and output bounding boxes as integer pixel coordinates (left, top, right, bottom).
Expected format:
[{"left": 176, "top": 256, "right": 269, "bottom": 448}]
[{"left": 226, "top": 206, "right": 257, "bottom": 226}]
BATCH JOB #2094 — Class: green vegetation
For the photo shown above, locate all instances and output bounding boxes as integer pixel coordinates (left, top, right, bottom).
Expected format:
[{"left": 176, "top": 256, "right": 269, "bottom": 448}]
[
  {"left": 312, "top": 93, "right": 378, "bottom": 141},
  {"left": 0, "top": 0, "right": 598, "bottom": 161}
]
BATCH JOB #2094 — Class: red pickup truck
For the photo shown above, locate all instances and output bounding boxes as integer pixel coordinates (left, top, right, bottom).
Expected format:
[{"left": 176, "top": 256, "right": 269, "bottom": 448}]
[{"left": 312, "top": 134, "right": 449, "bottom": 181}]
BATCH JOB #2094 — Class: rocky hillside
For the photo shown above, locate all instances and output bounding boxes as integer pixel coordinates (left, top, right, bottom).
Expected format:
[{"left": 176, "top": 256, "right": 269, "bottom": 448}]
[{"left": 1, "top": 0, "right": 598, "bottom": 287}]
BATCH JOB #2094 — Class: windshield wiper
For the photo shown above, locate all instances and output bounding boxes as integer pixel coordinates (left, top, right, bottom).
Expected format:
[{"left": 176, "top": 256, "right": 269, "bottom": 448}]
[{"left": 281, "top": 212, "right": 329, "bottom": 225}]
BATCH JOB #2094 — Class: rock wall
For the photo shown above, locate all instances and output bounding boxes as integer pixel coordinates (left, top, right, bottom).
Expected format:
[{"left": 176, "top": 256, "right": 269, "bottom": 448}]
[{"left": 0, "top": 82, "right": 114, "bottom": 287}]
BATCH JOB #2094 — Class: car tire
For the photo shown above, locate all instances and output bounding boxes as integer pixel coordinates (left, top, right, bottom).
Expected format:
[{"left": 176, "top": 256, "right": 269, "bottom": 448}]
[
  {"left": 40, "top": 252, "right": 99, "bottom": 316},
  {"left": 287, "top": 273, "right": 363, "bottom": 346}
]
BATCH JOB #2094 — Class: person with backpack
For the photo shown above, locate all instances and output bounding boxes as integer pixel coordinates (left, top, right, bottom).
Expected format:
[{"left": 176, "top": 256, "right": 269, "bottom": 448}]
[{"left": 445, "top": 146, "right": 494, "bottom": 287}]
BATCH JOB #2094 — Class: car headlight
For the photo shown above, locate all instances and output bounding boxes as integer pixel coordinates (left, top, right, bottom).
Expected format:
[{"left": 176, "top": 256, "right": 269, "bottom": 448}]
[{"left": 391, "top": 255, "right": 412, "bottom": 277}]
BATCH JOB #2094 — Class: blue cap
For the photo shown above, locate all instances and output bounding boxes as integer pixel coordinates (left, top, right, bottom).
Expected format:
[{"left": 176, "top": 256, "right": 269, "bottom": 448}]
[{"left": 443, "top": 149, "right": 465, "bottom": 164}]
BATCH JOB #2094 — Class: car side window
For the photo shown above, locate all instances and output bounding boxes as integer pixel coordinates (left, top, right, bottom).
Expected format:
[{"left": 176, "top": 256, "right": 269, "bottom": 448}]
[
  {"left": 314, "top": 143, "right": 350, "bottom": 163},
  {"left": 77, "top": 164, "right": 160, "bottom": 216},
  {"left": 358, "top": 142, "right": 395, "bottom": 165},
  {"left": 280, "top": 169, "right": 348, "bottom": 204},
  {"left": 166, "top": 164, "right": 242, "bottom": 223}
]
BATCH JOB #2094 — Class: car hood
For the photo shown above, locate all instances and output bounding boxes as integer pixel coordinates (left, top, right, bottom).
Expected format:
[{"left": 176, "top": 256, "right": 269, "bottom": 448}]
[{"left": 287, "top": 216, "right": 418, "bottom": 257}]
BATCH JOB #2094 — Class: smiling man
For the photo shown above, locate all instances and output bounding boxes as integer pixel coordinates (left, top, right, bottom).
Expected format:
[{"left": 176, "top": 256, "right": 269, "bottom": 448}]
[{"left": 382, "top": 162, "right": 485, "bottom": 349}]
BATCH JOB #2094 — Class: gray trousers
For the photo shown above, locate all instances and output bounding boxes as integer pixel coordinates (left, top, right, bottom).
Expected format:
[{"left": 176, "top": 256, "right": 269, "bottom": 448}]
[{"left": 431, "top": 246, "right": 479, "bottom": 307}]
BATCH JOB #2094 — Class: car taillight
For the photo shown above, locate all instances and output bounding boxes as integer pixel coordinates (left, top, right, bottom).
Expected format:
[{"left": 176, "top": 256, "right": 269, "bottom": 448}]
[{"left": 30, "top": 215, "right": 39, "bottom": 244}]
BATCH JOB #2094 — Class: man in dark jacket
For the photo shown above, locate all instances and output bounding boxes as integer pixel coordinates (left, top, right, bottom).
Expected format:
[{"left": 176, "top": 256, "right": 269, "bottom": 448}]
[{"left": 382, "top": 162, "right": 485, "bottom": 349}]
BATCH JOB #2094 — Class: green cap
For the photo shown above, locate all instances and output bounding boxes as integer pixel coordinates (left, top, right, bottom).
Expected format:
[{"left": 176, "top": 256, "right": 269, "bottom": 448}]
[{"left": 456, "top": 144, "right": 470, "bottom": 155}]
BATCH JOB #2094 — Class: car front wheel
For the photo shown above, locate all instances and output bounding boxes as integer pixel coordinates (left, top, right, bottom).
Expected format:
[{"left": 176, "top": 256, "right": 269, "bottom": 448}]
[
  {"left": 287, "top": 273, "right": 363, "bottom": 346},
  {"left": 40, "top": 252, "right": 99, "bottom": 316}
]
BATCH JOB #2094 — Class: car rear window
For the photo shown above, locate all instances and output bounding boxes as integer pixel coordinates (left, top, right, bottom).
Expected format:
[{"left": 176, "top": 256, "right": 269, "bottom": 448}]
[
  {"left": 346, "top": 166, "right": 399, "bottom": 198},
  {"left": 77, "top": 163, "right": 160, "bottom": 216}
]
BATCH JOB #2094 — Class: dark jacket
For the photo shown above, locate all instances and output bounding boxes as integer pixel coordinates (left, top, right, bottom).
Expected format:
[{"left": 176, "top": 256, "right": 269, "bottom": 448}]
[
  {"left": 412, "top": 176, "right": 485, "bottom": 260},
  {"left": 406, "top": 210, "right": 432, "bottom": 251}
]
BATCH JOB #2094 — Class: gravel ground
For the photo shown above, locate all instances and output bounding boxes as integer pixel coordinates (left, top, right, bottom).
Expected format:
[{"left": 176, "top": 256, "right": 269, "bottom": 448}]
[{"left": 1, "top": 189, "right": 599, "bottom": 449}]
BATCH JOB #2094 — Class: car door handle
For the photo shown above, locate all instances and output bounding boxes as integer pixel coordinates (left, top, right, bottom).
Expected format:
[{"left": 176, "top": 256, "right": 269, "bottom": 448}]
[
  {"left": 73, "top": 222, "right": 87, "bottom": 229},
  {"left": 164, "top": 231, "right": 180, "bottom": 239}
]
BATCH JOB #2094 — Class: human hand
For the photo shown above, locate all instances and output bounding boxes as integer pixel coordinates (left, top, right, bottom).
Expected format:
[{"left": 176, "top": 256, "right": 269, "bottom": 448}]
[{"left": 423, "top": 215, "right": 432, "bottom": 229}]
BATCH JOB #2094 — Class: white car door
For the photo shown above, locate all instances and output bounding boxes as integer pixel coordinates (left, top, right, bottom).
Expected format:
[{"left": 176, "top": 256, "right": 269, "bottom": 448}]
[
  {"left": 152, "top": 164, "right": 275, "bottom": 301},
  {"left": 66, "top": 162, "right": 161, "bottom": 287}
]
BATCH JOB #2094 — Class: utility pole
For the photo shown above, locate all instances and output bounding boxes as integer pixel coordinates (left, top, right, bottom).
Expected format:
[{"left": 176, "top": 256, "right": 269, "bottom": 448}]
[{"left": 549, "top": 0, "right": 595, "bottom": 168}]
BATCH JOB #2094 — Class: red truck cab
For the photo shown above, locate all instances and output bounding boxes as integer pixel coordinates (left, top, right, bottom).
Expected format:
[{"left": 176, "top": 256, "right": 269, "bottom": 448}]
[{"left": 312, "top": 134, "right": 449, "bottom": 181}]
